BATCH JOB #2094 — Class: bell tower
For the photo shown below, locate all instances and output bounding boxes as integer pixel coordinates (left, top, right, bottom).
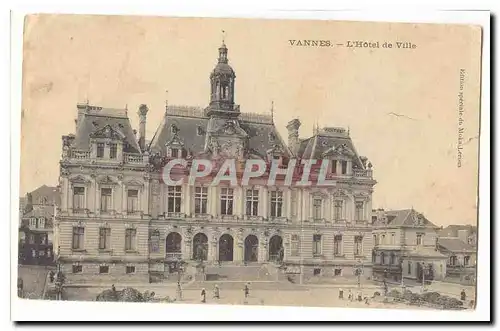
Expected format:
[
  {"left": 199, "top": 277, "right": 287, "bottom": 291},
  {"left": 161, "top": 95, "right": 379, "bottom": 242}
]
[{"left": 207, "top": 40, "right": 238, "bottom": 116}]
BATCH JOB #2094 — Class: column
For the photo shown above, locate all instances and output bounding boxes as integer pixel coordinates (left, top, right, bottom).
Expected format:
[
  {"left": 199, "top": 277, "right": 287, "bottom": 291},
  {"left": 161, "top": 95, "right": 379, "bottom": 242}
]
[
  {"left": 93, "top": 179, "right": 98, "bottom": 214},
  {"left": 261, "top": 186, "right": 268, "bottom": 218},
  {"left": 297, "top": 189, "right": 302, "bottom": 223},
  {"left": 143, "top": 181, "right": 150, "bottom": 215},
  {"left": 184, "top": 184, "right": 191, "bottom": 216},
  {"left": 185, "top": 239, "right": 192, "bottom": 260},
  {"left": 121, "top": 183, "right": 126, "bottom": 214},
  {"left": 347, "top": 160, "right": 353, "bottom": 175},
  {"left": 210, "top": 186, "right": 218, "bottom": 217},
  {"left": 286, "top": 188, "right": 292, "bottom": 220}
]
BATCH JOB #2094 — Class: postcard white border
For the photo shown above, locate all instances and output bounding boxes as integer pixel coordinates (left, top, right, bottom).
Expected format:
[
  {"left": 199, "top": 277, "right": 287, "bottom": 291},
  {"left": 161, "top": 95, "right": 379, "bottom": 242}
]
[{"left": 7, "top": 1, "right": 491, "bottom": 324}]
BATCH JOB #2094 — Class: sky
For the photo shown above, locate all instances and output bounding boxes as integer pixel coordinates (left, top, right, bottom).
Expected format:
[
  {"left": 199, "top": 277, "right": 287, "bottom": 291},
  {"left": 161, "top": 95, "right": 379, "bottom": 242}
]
[{"left": 19, "top": 15, "right": 482, "bottom": 226}]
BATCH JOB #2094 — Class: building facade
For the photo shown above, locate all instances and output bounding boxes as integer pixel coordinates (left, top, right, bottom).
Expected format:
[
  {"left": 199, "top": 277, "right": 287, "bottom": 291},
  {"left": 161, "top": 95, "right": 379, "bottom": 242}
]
[
  {"left": 437, "top": 237, "right": 476, "bottom": 283},
  {"left": 55, "top": 42, "right": 377, "bottom": 284},
  {"left": 371, "top": 209, "right": 447, "bottom": 283},
  {"left": 19, "top": 185, "right": 59, "bottom": 265}
]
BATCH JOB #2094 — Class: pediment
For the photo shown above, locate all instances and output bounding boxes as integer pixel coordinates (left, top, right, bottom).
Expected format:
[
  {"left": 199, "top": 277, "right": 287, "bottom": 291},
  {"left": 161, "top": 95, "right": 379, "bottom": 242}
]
[
  {"left": 323, "top": 143, "right": 355, "bottom": 158},
  {"left": 124, "top": 179, "right": 144, "bottom": 187},
  {"left": 97, "top": 175, "right": 118, "bottom": 185},
  {"left": 90, "top": 125, "right": 125, "bottom": 140},
  {"left": 331, "top": 188, "right": 348, "bottom": 197},
  {"left": 69, "top": 175, "right": 90, "bottom": 184},
  {"left": 165, "top": 134, "right": 184, "bottom": 147}
]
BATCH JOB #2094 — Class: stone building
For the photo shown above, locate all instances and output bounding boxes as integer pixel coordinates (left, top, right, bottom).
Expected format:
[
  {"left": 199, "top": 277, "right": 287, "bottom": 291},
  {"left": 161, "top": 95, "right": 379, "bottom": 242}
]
[
  {"left": 371, "top": 209, "right": 448, "bottom": 283},
  {"left": 19, "top": 185, "right": 60, "bottom": 265},
  {"left": 55, "top": 42, "right": 376, "bottom": 284},
  {"left": 437, "top": 237, "right": 476, "bottom": 283}
]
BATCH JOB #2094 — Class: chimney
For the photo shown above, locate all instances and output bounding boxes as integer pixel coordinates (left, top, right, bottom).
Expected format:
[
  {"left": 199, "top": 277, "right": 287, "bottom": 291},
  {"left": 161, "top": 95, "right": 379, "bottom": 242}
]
[
  {"left": 137, "top": 104, "right": 149, "bottom": 152},
  {"left": 24, "top": 192, "right": 33, "bottom": 213},
  {"left": 457, "top": 229, "right": 469, "bottom": 243},
  {"left": 286, "top": 119, "right": 301, "bottom": 156}
]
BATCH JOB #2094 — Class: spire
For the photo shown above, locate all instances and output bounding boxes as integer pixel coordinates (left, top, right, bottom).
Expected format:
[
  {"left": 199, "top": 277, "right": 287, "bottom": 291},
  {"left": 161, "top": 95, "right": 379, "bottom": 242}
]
[
  {"left": 270, "top": 101, "right": 274, "bottom": 124},
  {"left": 218, "top": 30, "right": 228, "bottom": 64},
  {"left": 165, "top": 89, "right": 169, "bottom": 114}
]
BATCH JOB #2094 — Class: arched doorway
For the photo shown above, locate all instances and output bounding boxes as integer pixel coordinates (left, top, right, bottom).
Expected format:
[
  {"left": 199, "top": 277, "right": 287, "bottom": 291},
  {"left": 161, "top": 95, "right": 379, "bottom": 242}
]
[
  {"left": 218, "top": 234, "right": 234, "bottom": 262},
  {"left": 192, "top": 233, "right": 208, "bottom": 261},
  {"left": 268, "top": 235, "right": 283, "bottom": 262},
  {"left": 166, "top": 232, "right": 182, "bottom": 257},
  {"left": 244, "top": 235, "right": 259, "bottom": 262}
]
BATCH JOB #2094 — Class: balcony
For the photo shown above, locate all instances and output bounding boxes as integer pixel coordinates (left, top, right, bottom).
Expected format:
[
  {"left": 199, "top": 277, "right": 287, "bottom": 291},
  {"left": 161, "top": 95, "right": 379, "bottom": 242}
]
[
  {"left": 352, "top": 169, "right": 373, "bottom": 179},
  {"left": 70, "top": 150, "right": 90, "bottom": 160},
  {"left": 165, "top": 252, "right": 183, "bottom": 261},
  {"left": 268, "top": 216, "right": 289, "bottom": 224},
  {"left": 123, "top": 153, "right": 143, "bottom": 164},
  {"left": 65, "top": 150, "right": 145, "bottom": 164}
]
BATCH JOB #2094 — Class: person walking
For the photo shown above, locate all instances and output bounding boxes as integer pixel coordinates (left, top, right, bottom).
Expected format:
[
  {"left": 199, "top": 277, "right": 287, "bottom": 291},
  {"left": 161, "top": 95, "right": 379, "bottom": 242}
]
[
  {"left": 357, "top": 291, "right": 362, "bottom": 302},
  {"left": 338, "top": 288, "right": 344, "bottom": 300},
  {"left": 213, "top": 285, "right": 220, "bottom": 299},
  {"left": 201, "top": 288, "right": 206, "bottom": 303},
  {"left": 348, "top": 289, "right": 353, "bottom": 302},
  {"left": 244, "top": 283, "right": 250, "bottom": 299},
  {"left": 176, "top": 281, "right": 183, "bottom": 301},
  {"left": 460, "top": 289, "right": 466, "bottom": 302}
]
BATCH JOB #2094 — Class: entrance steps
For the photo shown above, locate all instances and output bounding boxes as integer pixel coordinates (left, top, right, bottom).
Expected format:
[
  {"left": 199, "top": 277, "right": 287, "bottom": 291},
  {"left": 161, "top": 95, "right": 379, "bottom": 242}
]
[{"left": 185, "top": 280, "right": 303, "bottom": 291}]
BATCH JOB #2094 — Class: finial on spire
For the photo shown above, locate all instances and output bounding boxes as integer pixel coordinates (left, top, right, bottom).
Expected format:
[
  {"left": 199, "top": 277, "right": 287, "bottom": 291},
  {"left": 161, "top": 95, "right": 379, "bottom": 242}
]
[{"left": 222, "top": 30, "right": 226, "bottom": 44}]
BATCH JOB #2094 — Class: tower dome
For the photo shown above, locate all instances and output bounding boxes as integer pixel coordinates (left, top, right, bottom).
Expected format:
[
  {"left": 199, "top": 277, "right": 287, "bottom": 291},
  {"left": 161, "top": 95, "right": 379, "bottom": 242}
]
[{"left": 209, "top": 42, "right": 237, "bottom": 113}]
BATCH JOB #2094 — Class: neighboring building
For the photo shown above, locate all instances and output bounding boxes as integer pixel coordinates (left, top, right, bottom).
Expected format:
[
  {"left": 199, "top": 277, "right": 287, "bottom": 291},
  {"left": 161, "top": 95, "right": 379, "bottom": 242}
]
[
  {"left": 18, "top": 185, "right": 59, "bottom": 265},
  {"left": 371, "top": 209, "right": 447, "bottom": 283},
  {"left": 55, "top": 41, "right": 377, "bottom": 284},
  {"left": 437, "top": 237, "right": 476, "bottom": 283},
  {"left": 438, "top": 225, "right": 477, "bottom": 247}
]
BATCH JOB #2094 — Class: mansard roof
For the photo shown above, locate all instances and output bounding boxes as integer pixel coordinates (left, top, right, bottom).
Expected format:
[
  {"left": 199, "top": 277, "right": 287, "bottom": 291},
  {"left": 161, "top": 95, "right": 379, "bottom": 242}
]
[
  {"left": 297, "top": 128, "right": 365, "bottom": 169},
  {"left": 438, "top": 237, "right": 476, "bottom": 253},
  {"left": 148, "top": 105, "right": 291, "bottom": 159},
  {"left": 73, "top": 107, "right": 140, "bottom": 154},
  {"left": 372, "top": 209, "right": 439, "bottom": 229}
]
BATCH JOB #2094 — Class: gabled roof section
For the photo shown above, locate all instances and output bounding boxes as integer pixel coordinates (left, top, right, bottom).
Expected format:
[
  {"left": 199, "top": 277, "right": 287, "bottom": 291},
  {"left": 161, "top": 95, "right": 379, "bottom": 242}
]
[
  {"left": 373, "top": 209, "right": 439, "bottom": 229},
  {"left": 72, "top": 104, "right": 140, "bottom": 154},
  {"left": 23, "top": 205, "right": 55, "bottom": 219},
  {"left": 438, "top": 237, "right": 476, "bottom": 253},
  {"left": 28, "top": 185, "right": 60, "bottom": 206},
  {"left": 438, "top": 225, "right": 478, "bottom": 237}
]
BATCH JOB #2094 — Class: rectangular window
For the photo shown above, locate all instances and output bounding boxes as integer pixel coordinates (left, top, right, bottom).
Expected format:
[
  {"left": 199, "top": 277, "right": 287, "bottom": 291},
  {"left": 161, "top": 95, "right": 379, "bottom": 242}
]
[
  {"left": 270, "top": 191, "right": 283, "bottom": 217},
  {"left": 334, "top": 268, "right": 342, "bottom": 276},
  {"left": 40, "top": 234, "right": 47, "bottom": 245},
  {"left": 291, "top": 234, "right": 300, "bottom": 257},
  {"left": 373, "top": 234, "right": 378, "bottom": 246},
  {"left": 313, "top": 234, "right": 322, "bottom": 256},
  {"left": 100, "top": 188, "right": 112, "bottom": 213},
  {"left": 110, "top": 143, "right": 117, "bottom": 159},
  {"left": 246, "top": 189, "right": 259, "bottom": 216},
  {"left": 73, "top": 187, "right": 85, "bottom": 210},
  {"left": 99, "top": 227, "right": 111, "bottom": 250},
  {"left": 334, "top": 200, "right": 343, "bottom": 220},
  {"left": 331, "top": 160, "right": 337, "bottom": 174},
  {"left": 407, "top": 262, "right": 412, "bottom": 275},
  {"left": 171, "top": 148, "right": 179, "bottom": 158},
  {"left": 355, "top": 201, "right": 364, "bottom": 221},
  {"left": 38, "top": 217, "right": 45, "bottom": 229},
  {"left": 381, "top": 234, "right": 386, "bottom": 245},
  {"left": 99, "top": 265, "right": 109, "bottom": 274},
  {"left": 126, "top": 266, "right": 136, "bottom": 274},
  {"left": 127, "top": 189, "right": 139, "bottom": 213},
  {"left": 149, "top": 230, "right": 160, "bottom": 253},
  {"left": 354, "top": 236, "right": 363, "bottom": 256},
  {"left": 391, "top": 233, "right": 396, "bottom": 245},
  {"left": 29, "top": 218, "right": 37, "bottom": 228},
  {"left": 341, "top": 160, "right": 348, "bottom": 174},
  {"left": 97, "top": 143, "right": 105, "bottom": 158},
  {"left": 167, "top": 186, "right": 182, "bottom": 213},
  {"left": 464, "top": 256, "right": 470, "bottom": 266},
  {"left": 334, "top": 235, "right": 343, "bottom": 256},
  {"left": 72, "top": 264, "right": 83, "bottom": 273},
  {"left": 29, "top": 234, "right": 35, "bottom": 244},
  {"left": 416, "top": 234, "right": 423, "bottom": 246},
  {"left": 72, "top": 226, "right": 85, "bottom": 250},
  {"left": 194, "top": 187, "right": 208, "bottom": 214},
  {"left": 313, "top": 198, "right": 322, "bottom": 220},
  {"left": 125, "top": 229, "right": 137, "bottom": 251},
  {"left": 220, "top": 188, "right": 234, "bottom": 215}
]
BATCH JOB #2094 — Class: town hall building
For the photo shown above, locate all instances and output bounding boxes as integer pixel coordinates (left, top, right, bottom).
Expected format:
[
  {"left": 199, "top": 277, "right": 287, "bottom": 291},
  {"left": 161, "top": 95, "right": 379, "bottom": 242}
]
[{"left": 54, "top": 41, "right": 377, "bottom": 284}]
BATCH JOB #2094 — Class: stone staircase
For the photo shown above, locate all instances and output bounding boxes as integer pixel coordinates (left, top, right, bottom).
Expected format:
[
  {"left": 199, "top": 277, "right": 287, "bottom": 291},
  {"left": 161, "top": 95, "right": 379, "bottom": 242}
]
[{"left": 203, "top": 263, "right": 276, "bottom": 282}]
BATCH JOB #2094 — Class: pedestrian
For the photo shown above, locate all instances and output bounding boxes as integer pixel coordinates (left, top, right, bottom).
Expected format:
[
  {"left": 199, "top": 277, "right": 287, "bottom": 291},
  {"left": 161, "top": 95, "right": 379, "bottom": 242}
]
[
  {"left": 383, "top": 279, "right": 388, "bottom": 296},
  {"left": 49, "top": 271, "right": 55, "bottom": 283},
  {"left": 348, "top": 289, "right": 353, "bottom": 301},
  {"left": 111, "top": 284, "right": 116, "bottom": 292},
  {"left": 460, "top": 289, "right": 466, "bottom": 301},
  {"left": 357, "top": 291, "right": 362, "bottom": 302},
  {"left": 213, "top": 285, "right": 220, "bottom": 299},
  {"left": 244, "top": 283, "right": 250, "bottom": 299},
  {"left": 201, "top": 288, "right": 206, "bottom": 303},
  {"left": 338, "top": 288, "right": 344, "bottom": 300},
  {"left": 177, "top": 281, "right": 183, "bottom": 301},
  {"left": 364, "top": 296, "right": 370, "bottom": 305}
]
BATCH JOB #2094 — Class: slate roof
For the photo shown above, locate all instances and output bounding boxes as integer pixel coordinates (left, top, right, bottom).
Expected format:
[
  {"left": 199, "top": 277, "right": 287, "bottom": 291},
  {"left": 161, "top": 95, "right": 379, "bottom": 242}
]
[
  {"left": 407, "top": 246, "right": 447, "bottom": 259},
  {"left": 372, "top": 209, "right": 439, "bottom": 228},
  {"left": 23, "top": 205, "right": 55, "bottom": 219},
  {"left": 438, "top": 225, "right": 477, "bottom": 237},
  {"left": 148, "top": 106, "right": 291, "bottom": 159},
  {"left": 438, "top": 237, "right": 476, "bottom": 253},
  {"left": 297, "top": 129, "right": 365, "bottom": 169},
  {"left": 73, "top": 108, "right": 140, "bottom": 154}
]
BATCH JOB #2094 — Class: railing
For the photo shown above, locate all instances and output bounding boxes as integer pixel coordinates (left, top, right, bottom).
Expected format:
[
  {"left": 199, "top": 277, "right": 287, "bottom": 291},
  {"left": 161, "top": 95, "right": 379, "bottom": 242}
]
[
  {"left": 165, "top": 252, "right": 183, "bottom": 260},
  {"left": 353, "top": 169, "right": 373, "bottom": 178},
  {"left": 70, "top": 150, "right": 90, "bottom": 159},
  {"left": 124, "top": 153, "right": 143, "bottom": 163}
]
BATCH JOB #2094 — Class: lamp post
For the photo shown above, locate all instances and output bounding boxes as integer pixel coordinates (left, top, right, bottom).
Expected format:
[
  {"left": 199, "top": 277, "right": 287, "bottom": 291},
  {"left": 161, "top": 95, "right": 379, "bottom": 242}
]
[{"left": 354, "top": 259, "right": 364, "bottom": 289}]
